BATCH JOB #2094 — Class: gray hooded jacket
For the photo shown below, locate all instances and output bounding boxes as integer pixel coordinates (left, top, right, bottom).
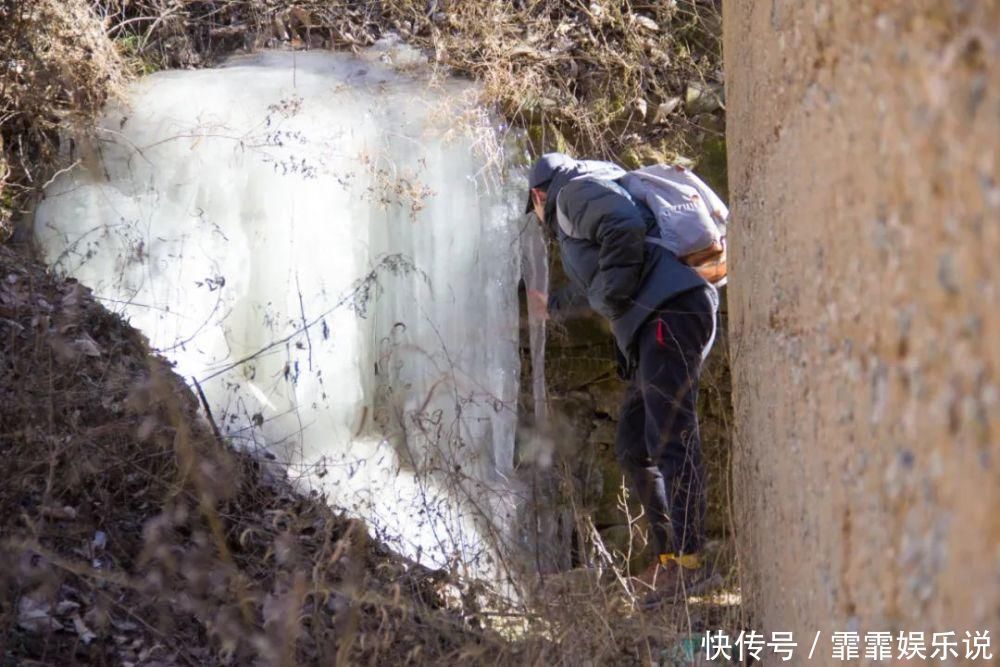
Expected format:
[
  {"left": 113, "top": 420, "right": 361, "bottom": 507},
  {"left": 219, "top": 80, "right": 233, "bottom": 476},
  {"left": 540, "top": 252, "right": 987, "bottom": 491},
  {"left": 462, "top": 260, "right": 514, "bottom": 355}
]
[{"left": 542, "top": 157, "right": 708, "bottom": 357}]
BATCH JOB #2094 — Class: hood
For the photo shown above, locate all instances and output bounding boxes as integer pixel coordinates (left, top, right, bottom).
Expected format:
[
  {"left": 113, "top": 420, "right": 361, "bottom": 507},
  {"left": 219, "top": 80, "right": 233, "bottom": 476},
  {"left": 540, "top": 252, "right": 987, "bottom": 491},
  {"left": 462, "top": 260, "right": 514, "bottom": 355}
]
[{"left": 543, "top": 158, "right": 627, "bottom": 232}]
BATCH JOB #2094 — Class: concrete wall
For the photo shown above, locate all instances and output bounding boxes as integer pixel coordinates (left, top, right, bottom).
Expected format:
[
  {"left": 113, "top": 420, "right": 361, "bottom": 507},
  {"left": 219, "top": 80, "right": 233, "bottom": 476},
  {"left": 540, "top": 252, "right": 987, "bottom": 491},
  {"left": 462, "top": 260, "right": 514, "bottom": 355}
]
[{"left": 725, "top": 0, "right": 999, "bottom": 645}]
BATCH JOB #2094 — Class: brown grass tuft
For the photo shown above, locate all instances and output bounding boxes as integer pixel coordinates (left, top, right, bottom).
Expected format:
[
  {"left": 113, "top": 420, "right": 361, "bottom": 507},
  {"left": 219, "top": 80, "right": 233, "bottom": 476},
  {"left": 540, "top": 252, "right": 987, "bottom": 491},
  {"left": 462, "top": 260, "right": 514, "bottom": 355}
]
[{"left": 0, "top": 0, "right": 126, "bottom": 237}]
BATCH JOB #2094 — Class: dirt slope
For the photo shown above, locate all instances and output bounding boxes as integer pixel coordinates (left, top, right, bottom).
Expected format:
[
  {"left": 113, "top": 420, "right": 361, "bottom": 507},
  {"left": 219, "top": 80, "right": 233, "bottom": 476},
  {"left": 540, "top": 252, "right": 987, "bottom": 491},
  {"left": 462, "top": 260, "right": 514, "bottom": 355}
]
[{"left": 0, "top": 244, "right": 508, "bottom": 665}]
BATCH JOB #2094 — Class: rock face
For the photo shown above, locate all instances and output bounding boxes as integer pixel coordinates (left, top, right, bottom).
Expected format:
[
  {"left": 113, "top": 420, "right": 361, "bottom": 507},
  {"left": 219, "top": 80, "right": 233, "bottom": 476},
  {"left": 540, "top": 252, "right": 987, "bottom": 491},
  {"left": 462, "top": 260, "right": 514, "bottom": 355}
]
[{"left": 725, "top": 0, "right": 999, "bottom": 643}]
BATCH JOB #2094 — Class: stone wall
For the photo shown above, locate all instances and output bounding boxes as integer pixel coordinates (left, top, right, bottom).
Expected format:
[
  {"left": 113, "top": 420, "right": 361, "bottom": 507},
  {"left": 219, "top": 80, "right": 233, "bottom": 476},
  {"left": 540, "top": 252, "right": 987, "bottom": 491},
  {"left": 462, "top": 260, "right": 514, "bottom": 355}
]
[{"left": 725, "top": 0, "right": 999, "bottom": 643}]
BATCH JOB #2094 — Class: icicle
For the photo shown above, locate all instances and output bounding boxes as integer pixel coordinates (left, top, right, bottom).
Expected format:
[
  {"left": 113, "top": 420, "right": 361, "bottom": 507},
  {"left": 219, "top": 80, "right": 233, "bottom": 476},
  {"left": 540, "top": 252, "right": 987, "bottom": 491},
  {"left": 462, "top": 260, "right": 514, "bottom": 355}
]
[{"left": 520, "top": 216, "right": 549, "bottom": 426}]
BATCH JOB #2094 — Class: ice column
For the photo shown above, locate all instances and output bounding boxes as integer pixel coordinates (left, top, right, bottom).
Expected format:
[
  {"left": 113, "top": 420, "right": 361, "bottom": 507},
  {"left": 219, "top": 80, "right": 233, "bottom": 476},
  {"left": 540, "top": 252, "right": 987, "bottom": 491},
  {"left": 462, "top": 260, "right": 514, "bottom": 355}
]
[{"left": 35, "top": 46, "right": 525, "bottom": 577}]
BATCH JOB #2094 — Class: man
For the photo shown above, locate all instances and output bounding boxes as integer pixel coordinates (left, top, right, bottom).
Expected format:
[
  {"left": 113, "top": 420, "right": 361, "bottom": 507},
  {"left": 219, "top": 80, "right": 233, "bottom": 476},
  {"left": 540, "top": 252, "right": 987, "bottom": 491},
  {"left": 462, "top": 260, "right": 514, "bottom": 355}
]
[{"left": 525, "top": 152, "right": 719, "bottom": 601}]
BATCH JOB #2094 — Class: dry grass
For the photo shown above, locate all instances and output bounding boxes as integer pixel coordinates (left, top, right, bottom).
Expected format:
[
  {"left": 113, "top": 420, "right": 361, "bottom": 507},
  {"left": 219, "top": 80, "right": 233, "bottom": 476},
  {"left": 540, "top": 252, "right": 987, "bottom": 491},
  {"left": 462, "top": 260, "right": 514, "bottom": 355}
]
[
  {"left": 0, "top": 244, "right": 523, "bottom": 664},
  {"left": 375, "top": 0, "right": 724, "bottom": 160},
  {"left": 0, "top": 239, "right": 738, "bottom": 665},
  {"left": 1, "top": 0, "right": 724, "bottom": 237},
  {"left": 0, "top": 0, "right": 126, "bottom": 236}
]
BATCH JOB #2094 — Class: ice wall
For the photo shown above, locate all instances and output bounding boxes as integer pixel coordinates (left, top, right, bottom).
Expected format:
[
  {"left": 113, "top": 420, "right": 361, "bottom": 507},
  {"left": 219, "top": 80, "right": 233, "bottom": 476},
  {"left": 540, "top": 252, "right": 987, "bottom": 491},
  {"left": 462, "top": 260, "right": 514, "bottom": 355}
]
[{"left": 35, "top": 45, "right": 527, "bottom": 577}]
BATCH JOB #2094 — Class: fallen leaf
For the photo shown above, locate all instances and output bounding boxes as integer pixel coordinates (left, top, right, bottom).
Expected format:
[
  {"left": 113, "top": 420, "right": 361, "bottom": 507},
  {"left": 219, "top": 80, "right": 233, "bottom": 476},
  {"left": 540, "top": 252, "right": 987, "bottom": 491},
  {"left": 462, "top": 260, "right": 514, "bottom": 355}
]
[
  {"left": 633, "top": 15, "right": 659, "bottom": 32},
  {"left": 40, "top": 505, "right": 78, "bottom": 520},
  {"left": 137, "top": 416, "right": 157, "bottom": 442},
  {"left": 61, "top": 282, "right": 89, "bottom": 309},
  {"left": 71, "top": 333, "right": 103, "bottom": 357},
  {"left": 685, "top": 81, "right": 724, "bottom": 113},
  {"left": 508, "top": 44, "right": 543, "bottom": 59},
  {"left": 18, "top": 595, "right": 63, "bottom": 633},
  {"left": 73, "top": 614, "right": 97, "bottom": 644},
  {"left": 634, "top": 97, "right": 648, "bottom": 119},
  {"left": 654, "top": 97, "right": 682, "bottom": 122},
  {"left": 55, "top": 600, "right": 81, "bottom": 615},
  {"left": 111, "top": 618, "right": 139, "bottom": 632}
]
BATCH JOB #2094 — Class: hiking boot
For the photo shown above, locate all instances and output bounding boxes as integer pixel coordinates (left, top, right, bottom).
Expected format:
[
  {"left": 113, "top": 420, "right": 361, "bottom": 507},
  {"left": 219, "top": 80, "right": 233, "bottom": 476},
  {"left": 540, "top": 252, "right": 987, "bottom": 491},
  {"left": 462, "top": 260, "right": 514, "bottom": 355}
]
[
  {"left": 633, "top": 554, "right": 721, "bottom": 608},
  {"left": 634, "top": 559, "right": 679, "bottom": 591},
  {"left": 634, "top": 552, "right": 701, "bottom": 588}
]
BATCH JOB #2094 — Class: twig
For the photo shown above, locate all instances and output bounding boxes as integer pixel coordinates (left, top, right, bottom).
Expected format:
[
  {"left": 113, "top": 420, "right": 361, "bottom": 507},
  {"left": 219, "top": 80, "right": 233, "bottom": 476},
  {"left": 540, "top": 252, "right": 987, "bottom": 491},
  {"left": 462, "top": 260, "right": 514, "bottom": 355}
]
[
  {"left": 192, "top": 375, "right": 222, "bottom": 442},
  {"left": 197, "top": 254, "right": 410, "bottom": 383},
  {"left": 40, "top": 159, "right": 81, "bottom": 190},
  {"left": 295, "top": 272, "right": 313, "bottom": 372}
]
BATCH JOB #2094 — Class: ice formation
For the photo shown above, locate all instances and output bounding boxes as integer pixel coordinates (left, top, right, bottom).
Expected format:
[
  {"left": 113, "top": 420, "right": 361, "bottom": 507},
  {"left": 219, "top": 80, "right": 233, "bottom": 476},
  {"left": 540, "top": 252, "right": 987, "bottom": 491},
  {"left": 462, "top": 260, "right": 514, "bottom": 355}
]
[
  {"left": 35, "top": 45, "right": 533, "bottom": 577},
  {"left": 520, "top": 220, "right": 549, "bottom": 426}
]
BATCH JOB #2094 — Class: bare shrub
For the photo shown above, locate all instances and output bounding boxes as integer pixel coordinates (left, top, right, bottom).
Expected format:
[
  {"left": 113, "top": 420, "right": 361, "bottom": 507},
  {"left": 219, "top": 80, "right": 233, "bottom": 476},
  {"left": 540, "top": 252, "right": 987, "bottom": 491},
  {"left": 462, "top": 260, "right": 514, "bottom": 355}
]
[{"left": 0, "top": 0, "right": 125, "bottom": 236}]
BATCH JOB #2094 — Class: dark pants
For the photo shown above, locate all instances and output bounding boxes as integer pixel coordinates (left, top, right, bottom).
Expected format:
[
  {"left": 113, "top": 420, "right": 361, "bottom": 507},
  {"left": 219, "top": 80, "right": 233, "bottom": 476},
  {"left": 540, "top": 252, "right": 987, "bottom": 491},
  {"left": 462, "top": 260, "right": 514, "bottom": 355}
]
[{"left": 615, "top": 285, "right": 717, "bottom": 556}]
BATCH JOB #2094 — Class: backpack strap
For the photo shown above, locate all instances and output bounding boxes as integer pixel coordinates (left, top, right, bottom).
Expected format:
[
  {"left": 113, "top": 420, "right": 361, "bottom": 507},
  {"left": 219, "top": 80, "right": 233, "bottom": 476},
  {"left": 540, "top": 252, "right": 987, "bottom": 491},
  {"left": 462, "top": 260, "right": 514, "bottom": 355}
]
[{"left": 554, "top": 188, "right": 575, "bottom": 238}]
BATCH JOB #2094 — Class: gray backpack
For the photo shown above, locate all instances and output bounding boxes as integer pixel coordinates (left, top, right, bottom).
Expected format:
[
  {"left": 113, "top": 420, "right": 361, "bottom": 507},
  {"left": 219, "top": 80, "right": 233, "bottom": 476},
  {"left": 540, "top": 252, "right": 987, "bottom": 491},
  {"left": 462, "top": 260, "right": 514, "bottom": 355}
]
[
  {"left": 553, "top": 162, "right": 729, "bottom": 284},
  {"left": 618, "top": 164, "right": 728, "bottom": 259},
  {"left": 618, "top": 164, "right": 729, "bottom": 287}
]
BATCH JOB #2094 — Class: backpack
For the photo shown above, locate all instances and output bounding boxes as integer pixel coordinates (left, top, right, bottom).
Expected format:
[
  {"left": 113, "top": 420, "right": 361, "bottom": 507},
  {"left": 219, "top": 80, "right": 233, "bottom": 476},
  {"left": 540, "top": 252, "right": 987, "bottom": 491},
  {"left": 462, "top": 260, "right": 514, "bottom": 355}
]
[{"left": 619, "top": 164, "right": 728, "bottom": 285}]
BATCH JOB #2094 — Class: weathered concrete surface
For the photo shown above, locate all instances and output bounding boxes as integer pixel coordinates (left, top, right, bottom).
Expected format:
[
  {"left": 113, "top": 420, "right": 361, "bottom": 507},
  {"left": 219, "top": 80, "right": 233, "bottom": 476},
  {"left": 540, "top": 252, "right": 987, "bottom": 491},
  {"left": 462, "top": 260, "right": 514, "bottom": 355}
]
[{"left": 725, "top": 0, "right": 999, "bottom": 642}]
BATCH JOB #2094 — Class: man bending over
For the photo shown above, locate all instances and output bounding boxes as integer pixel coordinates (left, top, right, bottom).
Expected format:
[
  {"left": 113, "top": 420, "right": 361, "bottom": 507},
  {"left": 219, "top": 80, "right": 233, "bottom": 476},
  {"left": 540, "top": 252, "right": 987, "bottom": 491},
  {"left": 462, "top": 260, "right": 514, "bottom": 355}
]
[{"left": 525, "top": 153, "right": 719, "bottom": 601}]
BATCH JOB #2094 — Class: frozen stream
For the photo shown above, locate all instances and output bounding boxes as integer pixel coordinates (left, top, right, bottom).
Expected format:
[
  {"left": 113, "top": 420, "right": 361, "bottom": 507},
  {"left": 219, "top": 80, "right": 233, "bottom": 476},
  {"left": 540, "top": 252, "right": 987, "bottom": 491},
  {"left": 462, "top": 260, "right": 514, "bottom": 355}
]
[{"left": 35, "top": 44, "right": 543, "bottom": 579}]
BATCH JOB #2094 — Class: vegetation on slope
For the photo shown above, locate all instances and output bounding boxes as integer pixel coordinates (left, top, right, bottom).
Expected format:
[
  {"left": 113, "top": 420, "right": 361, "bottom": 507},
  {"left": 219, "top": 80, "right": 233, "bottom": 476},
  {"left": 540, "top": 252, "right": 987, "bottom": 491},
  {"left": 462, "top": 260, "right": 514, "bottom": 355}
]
[
  {"left": 1, "top": 0, "right": 725, "bottom": 237},
  {"left": 0, "top": 244, "right": 521, "bottom": 664}
]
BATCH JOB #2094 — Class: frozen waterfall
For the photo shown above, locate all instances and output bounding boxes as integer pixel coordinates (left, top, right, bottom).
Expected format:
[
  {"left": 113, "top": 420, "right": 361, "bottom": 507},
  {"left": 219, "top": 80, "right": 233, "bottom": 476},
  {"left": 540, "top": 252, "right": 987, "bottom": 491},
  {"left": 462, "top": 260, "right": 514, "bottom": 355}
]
[{"left": 34, "top": 45, "right": 535, "bottom": 578}]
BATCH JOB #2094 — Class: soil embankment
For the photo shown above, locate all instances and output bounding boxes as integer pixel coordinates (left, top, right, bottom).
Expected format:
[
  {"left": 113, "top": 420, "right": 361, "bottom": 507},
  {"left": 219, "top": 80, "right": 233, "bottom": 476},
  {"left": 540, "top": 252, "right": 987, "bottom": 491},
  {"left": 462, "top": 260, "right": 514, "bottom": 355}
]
[{"left": 0, "top": 244, "right": 506, "bottom": 664}]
